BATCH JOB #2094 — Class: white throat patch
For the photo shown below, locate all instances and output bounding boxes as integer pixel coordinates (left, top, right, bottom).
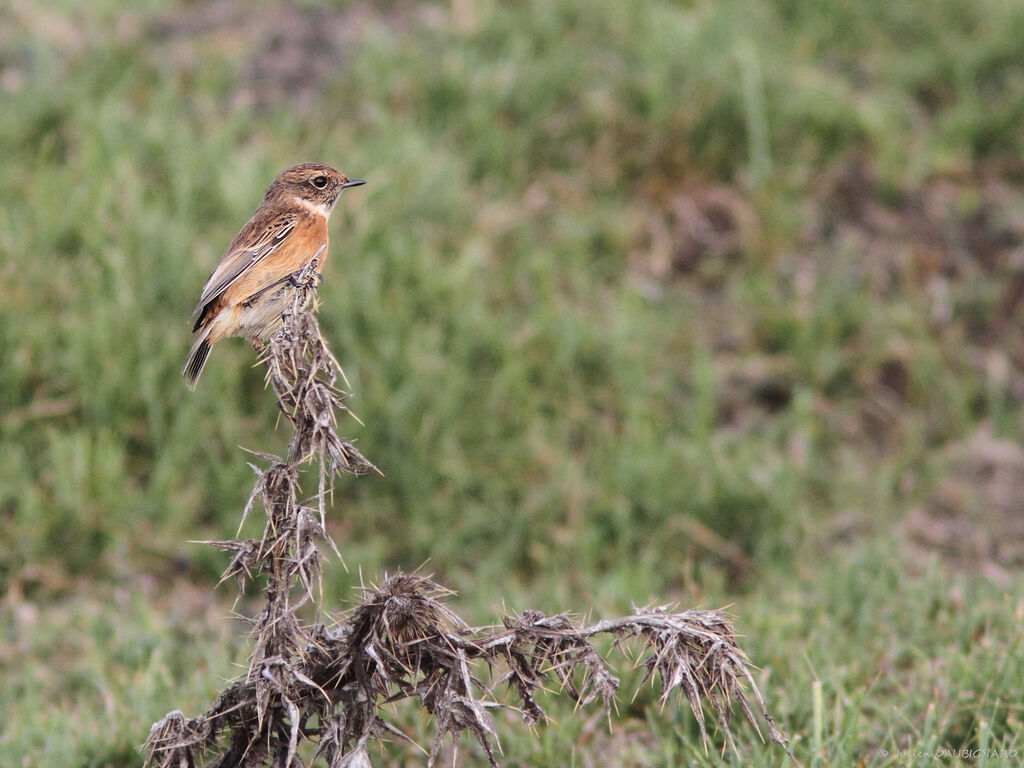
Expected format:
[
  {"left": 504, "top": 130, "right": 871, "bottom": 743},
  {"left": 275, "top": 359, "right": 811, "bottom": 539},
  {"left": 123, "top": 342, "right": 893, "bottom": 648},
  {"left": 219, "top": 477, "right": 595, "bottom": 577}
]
[{"left": 292, "top": 195, "right": 332, "bottom": 217}]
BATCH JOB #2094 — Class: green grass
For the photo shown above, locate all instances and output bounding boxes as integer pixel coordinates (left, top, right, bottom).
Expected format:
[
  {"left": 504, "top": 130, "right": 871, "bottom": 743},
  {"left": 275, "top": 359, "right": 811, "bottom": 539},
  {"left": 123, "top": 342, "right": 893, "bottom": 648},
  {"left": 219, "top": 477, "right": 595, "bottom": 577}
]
[{"left": 2, "top": 0, "right": 1024, "bottom": 764}]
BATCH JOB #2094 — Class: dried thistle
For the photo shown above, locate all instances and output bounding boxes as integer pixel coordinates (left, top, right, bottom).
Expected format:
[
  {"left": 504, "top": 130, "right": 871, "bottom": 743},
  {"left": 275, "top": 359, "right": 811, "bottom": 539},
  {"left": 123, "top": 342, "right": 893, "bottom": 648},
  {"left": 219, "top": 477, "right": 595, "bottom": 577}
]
[{"left": 145, "top": 264, "right": 790, "bottom": 767}]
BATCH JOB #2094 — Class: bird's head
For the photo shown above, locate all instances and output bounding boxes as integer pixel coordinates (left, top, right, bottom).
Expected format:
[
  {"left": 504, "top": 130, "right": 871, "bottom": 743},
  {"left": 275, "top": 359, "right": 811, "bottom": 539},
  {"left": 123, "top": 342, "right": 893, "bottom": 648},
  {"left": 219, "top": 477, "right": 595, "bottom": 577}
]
[{"left": 266, "top": 162, "right": 366, "bottom": 214}]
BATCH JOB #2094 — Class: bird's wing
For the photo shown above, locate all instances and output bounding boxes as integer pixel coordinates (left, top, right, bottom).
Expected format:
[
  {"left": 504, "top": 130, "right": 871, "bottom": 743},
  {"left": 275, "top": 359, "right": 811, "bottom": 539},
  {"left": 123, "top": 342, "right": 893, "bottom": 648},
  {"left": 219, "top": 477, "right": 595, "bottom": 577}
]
[{"left": 191, "top": 212, "right": 298, "bottom": 323}]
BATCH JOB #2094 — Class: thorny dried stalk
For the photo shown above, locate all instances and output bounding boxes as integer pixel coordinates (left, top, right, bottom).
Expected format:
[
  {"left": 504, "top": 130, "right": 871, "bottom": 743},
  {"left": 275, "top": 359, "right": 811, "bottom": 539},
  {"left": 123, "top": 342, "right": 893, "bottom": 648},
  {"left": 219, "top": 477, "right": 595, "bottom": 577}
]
[{"left": 145, "top": 262, "right": 790, "bottom": 767}]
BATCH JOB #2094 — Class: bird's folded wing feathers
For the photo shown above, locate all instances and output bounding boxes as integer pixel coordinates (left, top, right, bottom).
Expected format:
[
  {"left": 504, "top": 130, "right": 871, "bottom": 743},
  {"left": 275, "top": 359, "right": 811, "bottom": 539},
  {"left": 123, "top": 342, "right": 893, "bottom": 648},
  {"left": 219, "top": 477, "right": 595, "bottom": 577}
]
[{"left": 191, "top": 214, "right": 298, "bottom": 320}]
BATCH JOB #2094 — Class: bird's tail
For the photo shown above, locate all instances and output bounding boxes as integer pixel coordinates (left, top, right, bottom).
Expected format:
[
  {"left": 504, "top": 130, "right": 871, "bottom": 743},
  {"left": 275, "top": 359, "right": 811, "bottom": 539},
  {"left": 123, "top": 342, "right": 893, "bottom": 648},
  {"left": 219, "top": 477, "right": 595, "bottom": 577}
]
[{"left": 182, "top": 328, "right": 213, "bottom": 390}]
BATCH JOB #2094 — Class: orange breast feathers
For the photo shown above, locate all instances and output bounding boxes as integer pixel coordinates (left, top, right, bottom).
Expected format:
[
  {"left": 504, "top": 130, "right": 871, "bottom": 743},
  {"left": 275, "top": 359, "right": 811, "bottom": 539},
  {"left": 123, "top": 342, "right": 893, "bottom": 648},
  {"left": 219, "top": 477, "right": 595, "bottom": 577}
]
[
  {"left": 219, "top": 215, "right": 329, "bottom": 310},
  {"left": 193, "top": 210, "right": 329, "bottom": 333}
]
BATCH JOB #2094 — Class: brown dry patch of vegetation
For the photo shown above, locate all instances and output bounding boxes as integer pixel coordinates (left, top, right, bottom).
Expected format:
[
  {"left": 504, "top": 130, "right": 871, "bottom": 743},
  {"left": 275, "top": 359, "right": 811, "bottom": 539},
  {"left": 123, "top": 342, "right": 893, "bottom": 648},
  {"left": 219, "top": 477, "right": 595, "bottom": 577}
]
[
  {"left": 804, "top": 159, "right": 1024, "bottom": 320},
  {"left": 631, "top": 158, "right": 1024, "bottom": 439},
  {"left": 904, "top": 426, "right": 1024, "bottom": 583},
  {"left": 630, "top": 183, "right": 759, "bottom": 290},
  {"left": 147, "top": 0, "right": 442, "bottom": 109}
]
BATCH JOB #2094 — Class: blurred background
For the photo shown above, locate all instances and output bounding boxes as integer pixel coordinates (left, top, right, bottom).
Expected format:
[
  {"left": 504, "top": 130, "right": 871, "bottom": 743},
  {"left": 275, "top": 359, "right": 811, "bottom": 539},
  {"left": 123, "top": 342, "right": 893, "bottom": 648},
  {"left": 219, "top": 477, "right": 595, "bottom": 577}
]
[{"left": 2, "top": 0, "right": 1023, "bottom": 765}]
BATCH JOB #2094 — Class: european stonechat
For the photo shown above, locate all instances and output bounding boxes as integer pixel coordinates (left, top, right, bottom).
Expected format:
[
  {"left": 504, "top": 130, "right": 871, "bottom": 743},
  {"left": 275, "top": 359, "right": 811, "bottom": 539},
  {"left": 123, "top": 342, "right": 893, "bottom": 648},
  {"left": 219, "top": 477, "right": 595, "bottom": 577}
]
[{"left": 182, "top": 162, "right": 365, "bottom": 388}]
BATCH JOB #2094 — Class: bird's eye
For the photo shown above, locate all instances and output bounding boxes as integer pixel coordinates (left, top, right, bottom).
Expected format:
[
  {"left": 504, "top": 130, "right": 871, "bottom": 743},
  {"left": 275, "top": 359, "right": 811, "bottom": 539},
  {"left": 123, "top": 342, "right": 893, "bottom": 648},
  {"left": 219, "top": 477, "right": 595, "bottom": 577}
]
[{"left": 311, "top": 176, "right": 328, "bottom": 189}]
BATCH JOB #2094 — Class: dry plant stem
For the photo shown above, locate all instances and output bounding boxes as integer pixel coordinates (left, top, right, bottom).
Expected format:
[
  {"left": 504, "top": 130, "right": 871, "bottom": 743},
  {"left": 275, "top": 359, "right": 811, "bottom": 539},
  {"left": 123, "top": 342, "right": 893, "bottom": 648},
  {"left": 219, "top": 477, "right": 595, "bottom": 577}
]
[{"left": 145, "top": 261, "right": 790, "bottom": 767}]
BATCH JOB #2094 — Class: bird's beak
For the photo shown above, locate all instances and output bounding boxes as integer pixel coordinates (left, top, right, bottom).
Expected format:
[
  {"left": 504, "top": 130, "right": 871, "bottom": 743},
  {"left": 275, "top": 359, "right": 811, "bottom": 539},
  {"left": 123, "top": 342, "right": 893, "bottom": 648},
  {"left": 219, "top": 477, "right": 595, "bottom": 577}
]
[{"left": 341, "top": 178, "right": 367, "bottom": 189}]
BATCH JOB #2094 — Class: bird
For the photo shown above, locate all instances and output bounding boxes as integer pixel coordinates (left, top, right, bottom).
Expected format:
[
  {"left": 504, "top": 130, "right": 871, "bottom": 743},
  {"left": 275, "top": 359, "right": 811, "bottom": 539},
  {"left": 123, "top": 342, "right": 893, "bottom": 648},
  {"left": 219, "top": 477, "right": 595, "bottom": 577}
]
[{"left": 182, "top": 162, "right": 365, "bottom": 388}]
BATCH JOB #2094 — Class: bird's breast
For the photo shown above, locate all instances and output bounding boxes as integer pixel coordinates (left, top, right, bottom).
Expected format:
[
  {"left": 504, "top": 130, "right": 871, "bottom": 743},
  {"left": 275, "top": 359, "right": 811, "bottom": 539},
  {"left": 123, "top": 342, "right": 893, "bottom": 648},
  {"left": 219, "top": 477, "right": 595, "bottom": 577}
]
[{"left": 222, "top": 214, "right": 329, "bottom": 309}]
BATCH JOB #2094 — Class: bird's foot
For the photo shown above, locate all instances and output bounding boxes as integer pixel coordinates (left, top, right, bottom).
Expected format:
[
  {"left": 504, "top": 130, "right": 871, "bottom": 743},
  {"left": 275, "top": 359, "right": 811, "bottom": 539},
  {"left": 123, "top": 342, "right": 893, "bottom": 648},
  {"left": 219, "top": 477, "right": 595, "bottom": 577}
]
[{"left": 288, "top": 269, "right": 323, "bottom": 288}]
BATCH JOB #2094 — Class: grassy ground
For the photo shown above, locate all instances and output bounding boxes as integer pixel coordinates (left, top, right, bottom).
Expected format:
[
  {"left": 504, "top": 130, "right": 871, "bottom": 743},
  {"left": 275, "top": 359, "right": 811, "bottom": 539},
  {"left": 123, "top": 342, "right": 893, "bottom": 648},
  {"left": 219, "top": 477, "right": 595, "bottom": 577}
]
[{"left": 2, "top": 0, "right": 1024, "bottom": 765}]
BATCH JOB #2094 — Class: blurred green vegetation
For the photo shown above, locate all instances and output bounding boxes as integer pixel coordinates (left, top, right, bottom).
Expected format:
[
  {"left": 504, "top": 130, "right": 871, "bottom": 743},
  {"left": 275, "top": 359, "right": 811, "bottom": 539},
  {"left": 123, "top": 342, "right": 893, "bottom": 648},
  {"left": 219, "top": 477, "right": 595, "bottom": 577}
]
[{"left": 1, "top": 0, "right": 1023, "bottom": 765}]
